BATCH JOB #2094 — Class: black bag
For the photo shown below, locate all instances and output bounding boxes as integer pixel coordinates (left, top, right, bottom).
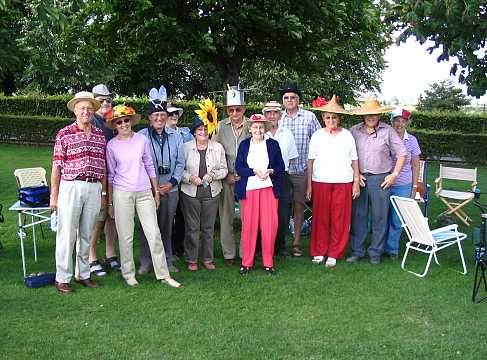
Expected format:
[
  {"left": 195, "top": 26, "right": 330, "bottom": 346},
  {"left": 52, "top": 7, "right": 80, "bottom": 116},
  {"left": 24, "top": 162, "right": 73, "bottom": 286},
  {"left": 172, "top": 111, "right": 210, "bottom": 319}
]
[{"left": 18, "top": 185, "right": 50, "bottom": 207}]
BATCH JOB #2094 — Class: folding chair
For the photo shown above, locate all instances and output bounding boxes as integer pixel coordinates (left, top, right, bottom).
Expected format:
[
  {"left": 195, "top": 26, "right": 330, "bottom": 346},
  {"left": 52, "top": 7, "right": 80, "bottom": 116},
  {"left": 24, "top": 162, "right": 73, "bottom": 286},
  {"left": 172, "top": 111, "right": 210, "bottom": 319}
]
[
  {"left": 435, "top": 164, "right": 477, "bottom": 226},
  {"left": 390, "top": 195, "right": 467, "bottom": 277},
  {"left": 14, "top": 167, "right": 49, "bottom": 238},
  {"left": 414, "top": 160, "right": 430, "bottom": 217},
  {"left": 14, "top": 167, "right": 48, "bottom": 188}
]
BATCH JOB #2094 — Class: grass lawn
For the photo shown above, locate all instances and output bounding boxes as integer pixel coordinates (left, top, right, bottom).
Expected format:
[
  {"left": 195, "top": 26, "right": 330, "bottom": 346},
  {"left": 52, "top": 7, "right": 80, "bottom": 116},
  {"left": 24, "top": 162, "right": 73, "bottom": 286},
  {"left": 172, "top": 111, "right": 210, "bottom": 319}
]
[{"left": 0, "top": 143, "right": 486, "bottom": 359}]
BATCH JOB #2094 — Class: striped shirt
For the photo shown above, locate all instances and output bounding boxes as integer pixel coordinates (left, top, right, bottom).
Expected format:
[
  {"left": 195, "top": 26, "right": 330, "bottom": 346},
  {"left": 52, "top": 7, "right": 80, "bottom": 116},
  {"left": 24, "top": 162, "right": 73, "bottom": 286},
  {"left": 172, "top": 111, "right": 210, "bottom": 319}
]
[
  {"left": 279, "top": 108, "right": 321, "bottom": 174},
  {"left": 393, "top": 131, "right": 421, "bottom": 186},
  {"left": 53, "top": 122, "right": 106, "bottom": 181}
]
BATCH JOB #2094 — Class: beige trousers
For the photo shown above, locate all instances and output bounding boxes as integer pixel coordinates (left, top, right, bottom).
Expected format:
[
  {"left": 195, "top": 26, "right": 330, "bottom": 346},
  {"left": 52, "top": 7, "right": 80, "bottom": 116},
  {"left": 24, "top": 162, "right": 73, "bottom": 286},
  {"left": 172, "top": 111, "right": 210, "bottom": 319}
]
[
  {"left": 113, "top": 189, "right": 170, "bottom": 282},
  {"left": 55, "top": 180, "right": 101, "bottom": 283}
]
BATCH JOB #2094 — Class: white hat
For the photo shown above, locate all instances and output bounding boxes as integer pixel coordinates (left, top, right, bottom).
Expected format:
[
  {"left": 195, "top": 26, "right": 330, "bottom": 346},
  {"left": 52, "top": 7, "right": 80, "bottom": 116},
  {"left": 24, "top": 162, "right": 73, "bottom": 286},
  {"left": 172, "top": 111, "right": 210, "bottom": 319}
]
[
  {"left": 92, "top": 84, "right": 113, "bottom": 97},
  {"left": 167, "top": 105, "right": 183, "bottom": 116},
  {"left": 67, "top": 91, "right": 101, "bottom": 112},
  {"left": 223, "top": 86, "right": 245, "bottom": 107}
]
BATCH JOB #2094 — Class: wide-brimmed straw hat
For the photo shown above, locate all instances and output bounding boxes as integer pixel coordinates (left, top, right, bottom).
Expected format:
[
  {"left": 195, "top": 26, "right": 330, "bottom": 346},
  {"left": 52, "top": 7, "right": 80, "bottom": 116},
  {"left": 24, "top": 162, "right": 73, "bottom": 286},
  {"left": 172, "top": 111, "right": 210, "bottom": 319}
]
[
  {"left": 350, "top": 99, "right": 394, "bottom": 116},
  {"left": 67, "top": 91, "right": 101, "bottom": 112},
  {"left": 106, "top": 105, "right": 141, "bottom": 129},
  {"left": 311, "top": 95, "right": 348, "bottom": 115}
]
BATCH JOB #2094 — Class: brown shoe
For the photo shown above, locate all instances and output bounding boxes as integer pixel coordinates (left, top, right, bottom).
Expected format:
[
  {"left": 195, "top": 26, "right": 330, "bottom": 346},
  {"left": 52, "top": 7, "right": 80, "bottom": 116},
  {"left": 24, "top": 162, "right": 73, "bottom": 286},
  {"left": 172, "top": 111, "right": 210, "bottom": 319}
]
[
  {"left": 75, "top": 278, "right": 99, "bottom": 288},
  {"left": 225, "top": 258, "right": 235, "bottom": 266},
  {"left": 55, "top": 281, "right": 73, "bottom": 293}
]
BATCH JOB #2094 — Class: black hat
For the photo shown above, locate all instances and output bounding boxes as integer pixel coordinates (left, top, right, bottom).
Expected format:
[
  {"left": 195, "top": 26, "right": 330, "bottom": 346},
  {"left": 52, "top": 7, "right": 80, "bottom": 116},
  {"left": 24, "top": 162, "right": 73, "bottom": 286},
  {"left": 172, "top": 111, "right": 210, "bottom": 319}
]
[
  {"left": 190, "top": 116, "right": 205, "bottom": 135},
  {"left": 279, "top": 81, "right": 302, "bottom": 99},
  {"left": 146, "top": 100, "right": 167, "bottom": 115}
]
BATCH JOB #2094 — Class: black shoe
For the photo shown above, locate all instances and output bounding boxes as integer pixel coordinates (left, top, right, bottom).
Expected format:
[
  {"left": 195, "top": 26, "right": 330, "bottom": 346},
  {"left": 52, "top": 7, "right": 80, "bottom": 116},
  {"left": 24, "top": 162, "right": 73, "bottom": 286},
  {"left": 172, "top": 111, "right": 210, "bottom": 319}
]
[
  {"left": 239, "top": 266, "right": 250, "bottom": 276},
  {"left": 264, "top": 267, "right": 275, "bottom": 276}
]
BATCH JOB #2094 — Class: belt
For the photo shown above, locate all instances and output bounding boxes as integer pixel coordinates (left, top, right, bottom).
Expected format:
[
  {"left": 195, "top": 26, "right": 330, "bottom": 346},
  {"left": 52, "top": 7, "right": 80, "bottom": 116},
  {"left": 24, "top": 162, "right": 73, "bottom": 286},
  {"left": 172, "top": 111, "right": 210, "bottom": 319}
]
[
  {"left": 362, "top": 172, "right": 389, "bottom": 176},
  {"left": 75, "top": 175, "right": 99, "bottom": 183}
]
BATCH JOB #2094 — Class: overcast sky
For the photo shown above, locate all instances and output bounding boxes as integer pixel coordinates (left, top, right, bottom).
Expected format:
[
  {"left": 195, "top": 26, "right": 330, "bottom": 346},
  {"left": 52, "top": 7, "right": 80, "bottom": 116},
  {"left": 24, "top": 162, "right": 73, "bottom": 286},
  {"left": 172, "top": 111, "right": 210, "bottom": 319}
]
[{"left": 377, "top": 37, "right": 487, "bottom": 106}]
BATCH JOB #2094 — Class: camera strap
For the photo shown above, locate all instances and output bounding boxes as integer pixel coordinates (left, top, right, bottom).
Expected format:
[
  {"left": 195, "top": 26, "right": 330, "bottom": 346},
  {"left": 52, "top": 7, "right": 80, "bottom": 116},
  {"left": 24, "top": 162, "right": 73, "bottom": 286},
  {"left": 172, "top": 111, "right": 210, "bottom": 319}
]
[{"left": 149, "top": 127, "right": 171, "bottom": 169}]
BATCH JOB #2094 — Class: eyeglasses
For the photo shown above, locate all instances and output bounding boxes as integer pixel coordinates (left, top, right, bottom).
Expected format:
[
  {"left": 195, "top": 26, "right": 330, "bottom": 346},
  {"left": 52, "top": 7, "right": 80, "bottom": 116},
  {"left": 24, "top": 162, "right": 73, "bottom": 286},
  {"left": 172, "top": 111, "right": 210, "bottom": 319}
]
[
  {"left": 98, "top": 98, "right": 112, "bottom": 104},
  {"left": 115, "top": 118, "right": 131, "bottom": 126},
  {"left": 76, "top": 107, "right": 94, "bottom": 113},
  {"left": 227, "top": 107, "right": 243, "bottom": 114},
  {"left": 283, "top": 96, "right": 298, "bottom": 101},
  {"left": 168, "top": 112, "right": 179, "bottom": 117}
]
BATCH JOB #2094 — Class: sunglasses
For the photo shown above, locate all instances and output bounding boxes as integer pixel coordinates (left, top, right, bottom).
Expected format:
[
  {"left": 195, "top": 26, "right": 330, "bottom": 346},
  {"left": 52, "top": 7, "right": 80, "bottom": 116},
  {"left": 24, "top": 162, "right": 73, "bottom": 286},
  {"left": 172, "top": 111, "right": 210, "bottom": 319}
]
[
  {"left": 98, "top": 98, "right": 112, "bottom": 104},
  {"left": 168, "top": 112, "right": 179, "bottom": 117},
  {"left": 283, "top": 96, "right": 298, "bottom": 100},
  {"left": 115, "top": 118, "right": 131, "bottom": 126},
  {"left": 227, "top": 108, "right": 243, "bottom": 114}
]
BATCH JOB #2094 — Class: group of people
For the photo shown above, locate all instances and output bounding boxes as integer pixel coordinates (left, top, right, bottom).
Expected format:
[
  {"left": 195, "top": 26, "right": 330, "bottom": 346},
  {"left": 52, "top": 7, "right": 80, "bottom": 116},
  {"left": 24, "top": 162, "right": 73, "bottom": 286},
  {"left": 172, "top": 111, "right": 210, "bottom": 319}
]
[{"left": 50, "top": 82, "right": 421, "bottom": 293}]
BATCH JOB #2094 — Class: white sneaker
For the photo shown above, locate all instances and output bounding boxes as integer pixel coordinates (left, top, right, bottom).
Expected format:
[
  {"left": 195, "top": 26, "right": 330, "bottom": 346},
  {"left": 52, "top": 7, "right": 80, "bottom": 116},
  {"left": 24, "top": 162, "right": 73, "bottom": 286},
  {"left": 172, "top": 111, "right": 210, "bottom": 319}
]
[
  {"left": 312, "top": 256, "right": 324, "bottom": 264},
  {"left": 325, "top": 257, "right": 337, "bottom": 268},
  {"left": 125, "top": 278, "right": 139, "bottom": 286},
  {"left": 161, "top": 278, "right": 183, "bottom": 288}
]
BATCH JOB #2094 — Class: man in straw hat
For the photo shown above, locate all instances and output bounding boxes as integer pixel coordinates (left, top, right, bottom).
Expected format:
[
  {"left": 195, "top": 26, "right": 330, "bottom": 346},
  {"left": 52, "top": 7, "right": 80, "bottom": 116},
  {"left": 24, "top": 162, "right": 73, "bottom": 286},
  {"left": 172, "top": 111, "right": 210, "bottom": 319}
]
[
  {"left": 279, "top": 81, "right": 321, "bottom": 257},
  {"left": 51, "top": 91, "right": 107, "bottom": 293},
  {"left": 263, "top": 100, "right": 298, "bottom": 256},
  {"left": 214, "top": 85, "right": 250, "bottom": 265},
  {"left": 346, "top": 99, "right": 407, "bottom": 265}
]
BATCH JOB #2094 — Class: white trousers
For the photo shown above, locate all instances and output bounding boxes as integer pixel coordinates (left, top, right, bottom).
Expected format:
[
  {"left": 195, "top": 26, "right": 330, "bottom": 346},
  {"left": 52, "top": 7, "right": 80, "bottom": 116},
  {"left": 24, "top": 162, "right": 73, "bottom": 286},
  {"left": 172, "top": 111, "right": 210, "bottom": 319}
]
[
  {"left": 55, "top": 180, "right": 101, "bottom": 283},
  {"left": 113, "top": 189, "right": 170, "bottom": 282}
]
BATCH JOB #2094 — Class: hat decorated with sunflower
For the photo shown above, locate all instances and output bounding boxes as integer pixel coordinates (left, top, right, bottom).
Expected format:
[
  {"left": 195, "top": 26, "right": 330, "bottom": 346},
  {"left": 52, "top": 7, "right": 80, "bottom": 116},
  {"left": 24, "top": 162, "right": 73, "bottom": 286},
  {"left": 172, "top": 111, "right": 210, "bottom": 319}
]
[{"left": 194, "top": 98, "right": 218, "bottom": 136}]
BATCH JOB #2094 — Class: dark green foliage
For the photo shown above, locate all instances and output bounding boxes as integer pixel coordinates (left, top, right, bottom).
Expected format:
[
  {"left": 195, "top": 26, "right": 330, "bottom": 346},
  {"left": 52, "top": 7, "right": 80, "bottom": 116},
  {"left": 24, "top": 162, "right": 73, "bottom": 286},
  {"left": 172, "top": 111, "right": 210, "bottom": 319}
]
[{"left": 417, "top": 80, "right": 471, "bottom": 111}]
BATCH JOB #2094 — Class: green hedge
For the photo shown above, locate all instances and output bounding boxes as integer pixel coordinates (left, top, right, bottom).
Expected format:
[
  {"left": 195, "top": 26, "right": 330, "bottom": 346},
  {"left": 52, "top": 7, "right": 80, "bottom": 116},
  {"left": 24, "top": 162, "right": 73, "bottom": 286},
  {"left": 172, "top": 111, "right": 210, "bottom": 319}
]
[
  {"left": 0, "top": 114, "right": 71, "bottom": 144},
  {"left": 2, "top": 95, "right": 486, "bottom": 133}
]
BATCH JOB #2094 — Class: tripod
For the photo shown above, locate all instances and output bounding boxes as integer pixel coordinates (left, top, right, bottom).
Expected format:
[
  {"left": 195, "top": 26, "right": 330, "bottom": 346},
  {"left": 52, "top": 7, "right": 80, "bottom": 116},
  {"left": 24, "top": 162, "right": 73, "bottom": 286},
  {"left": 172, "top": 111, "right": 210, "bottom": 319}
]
[{"left": 472, "top": 200, "right": 487, "bottom": 303}]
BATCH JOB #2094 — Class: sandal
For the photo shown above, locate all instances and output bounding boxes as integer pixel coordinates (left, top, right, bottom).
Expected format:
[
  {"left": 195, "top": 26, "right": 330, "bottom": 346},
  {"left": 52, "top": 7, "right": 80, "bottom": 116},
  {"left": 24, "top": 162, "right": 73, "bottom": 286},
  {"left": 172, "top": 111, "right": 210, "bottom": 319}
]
[
  {"left": 105, "top": 256, "right": 121, "bottom": 272},
  {"left": 89, "top": 260, "right": 107, "bottom": 277},
  {"left": 292, "top": 245, "right": 303, "bottom": 257},
  {"left": 203, "top": 262, "right": 216, "bottom": 271},
  {"left": 264, "top": 267, "right": 275, "bottom": 276},
  {"left": 239, "top": 266, "right": 251, "bottom": 276}
]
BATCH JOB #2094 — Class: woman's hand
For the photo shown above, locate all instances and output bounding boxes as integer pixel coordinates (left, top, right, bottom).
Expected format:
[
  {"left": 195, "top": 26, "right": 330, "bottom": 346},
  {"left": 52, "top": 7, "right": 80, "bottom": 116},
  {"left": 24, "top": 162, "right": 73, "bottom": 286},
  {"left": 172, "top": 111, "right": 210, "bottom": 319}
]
[
  {"left": 190, "top": 175, "right": 203, "bottom": 186},
  {"left": 154, "top": 191, "right": 160, "bottom": 209},
  {"left": 202, "top": 173, "right": 213, "bottom": 184},
  {"left": 254, "top": 169, "right": 269, "bottom": 180},
  {"left": 306, "top": 185, "right": 312, "bottom": 201},
  {"left": 352, "top": 181, "right": 361, "bottom": 199},
  {"left": 108, "top": 204, "right": 114, "bottom": 219}
]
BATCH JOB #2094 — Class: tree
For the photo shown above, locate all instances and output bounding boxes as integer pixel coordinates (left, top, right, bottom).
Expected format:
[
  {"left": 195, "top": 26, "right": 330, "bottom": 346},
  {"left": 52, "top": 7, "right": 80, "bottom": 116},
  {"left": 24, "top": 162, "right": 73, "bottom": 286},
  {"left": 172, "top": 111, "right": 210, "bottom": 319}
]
[
  {"left": 417, "top": 80, "right": 470, "bottom": 111},
  {"left": 17, "top": 0, "right": 392, "bottom": 100},
  {"left": 392, "top": 1, "right": 487, "bottom": 97}
]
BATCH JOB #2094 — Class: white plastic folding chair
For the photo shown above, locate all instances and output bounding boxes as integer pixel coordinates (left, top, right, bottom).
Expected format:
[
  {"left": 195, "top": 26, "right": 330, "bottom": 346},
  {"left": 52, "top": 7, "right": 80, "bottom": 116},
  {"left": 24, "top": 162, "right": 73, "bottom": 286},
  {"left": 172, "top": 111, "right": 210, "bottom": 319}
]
[
  {"left": 390, "top": 195, "right": 467, "bottom": 277},
  {"left": 14, "top": 167, "right": 48, "bottom": 188}
]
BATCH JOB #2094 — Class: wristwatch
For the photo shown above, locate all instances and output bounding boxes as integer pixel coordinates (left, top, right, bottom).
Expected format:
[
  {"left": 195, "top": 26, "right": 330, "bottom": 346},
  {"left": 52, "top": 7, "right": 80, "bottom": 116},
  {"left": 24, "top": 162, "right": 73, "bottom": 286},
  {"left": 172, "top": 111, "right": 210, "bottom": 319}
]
[{"left": 101, "top": 191, "right": 107, "bottom": 196}]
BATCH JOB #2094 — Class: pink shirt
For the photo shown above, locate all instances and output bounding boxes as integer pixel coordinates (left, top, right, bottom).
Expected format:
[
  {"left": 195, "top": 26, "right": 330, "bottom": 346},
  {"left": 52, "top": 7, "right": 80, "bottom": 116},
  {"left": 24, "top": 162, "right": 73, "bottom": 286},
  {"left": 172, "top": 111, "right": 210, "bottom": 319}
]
[
  {"left": 53, "top": 122, "right": 106, "bottom": 181},
  {"left": 350, "top": 121, "right": 407, "bottom": 174},
  {"left": 106, "top": 132, "right": 157, "bottom": 192}
]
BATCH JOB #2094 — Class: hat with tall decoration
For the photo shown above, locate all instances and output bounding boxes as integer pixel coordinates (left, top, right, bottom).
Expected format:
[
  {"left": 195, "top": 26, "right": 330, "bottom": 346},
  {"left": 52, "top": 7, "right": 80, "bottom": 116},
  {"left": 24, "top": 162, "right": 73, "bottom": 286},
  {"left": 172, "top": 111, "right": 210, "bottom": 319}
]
[{"left": 223, "top": 84, "right": 246, "bottom": 107}]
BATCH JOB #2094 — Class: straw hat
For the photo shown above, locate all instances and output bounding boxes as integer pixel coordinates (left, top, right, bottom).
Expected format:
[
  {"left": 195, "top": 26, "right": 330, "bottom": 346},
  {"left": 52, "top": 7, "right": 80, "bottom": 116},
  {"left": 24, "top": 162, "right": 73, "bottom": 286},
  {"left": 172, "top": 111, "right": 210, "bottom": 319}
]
[
  {"left": 350, "top": 99, "right": 394, "bottom": 115},
  {"left": 67, "top": 91, "right": 101, "bottom": 112},
  {"left": 262, "top": 101, "right": 282, "bottom": 114},
  {"left": 311, "top": 95, "right": 348, "bottom": 115},
  {"left": 106, "top": 105, "right": 141, "bottom": 129}
]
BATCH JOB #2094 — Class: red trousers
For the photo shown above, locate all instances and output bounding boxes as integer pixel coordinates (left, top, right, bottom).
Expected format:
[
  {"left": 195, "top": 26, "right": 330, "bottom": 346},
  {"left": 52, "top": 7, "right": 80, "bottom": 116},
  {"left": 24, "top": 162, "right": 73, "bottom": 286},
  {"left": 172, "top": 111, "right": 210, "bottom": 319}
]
[
  {"left": 310, "top": 181, "right": 352, "bottom": 259},
  {"left": 240, "top": 187, "right": 278, "bottom": 268}
]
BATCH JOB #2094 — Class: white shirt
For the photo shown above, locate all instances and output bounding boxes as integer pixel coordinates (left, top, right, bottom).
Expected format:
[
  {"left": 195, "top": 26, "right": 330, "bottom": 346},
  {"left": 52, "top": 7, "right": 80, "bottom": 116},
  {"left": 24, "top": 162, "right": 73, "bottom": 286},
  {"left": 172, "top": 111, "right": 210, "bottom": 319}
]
[
  {"left": 308, "top": 128, "right": 358, "bottom": 183},
  {"left": 246, "top": 139, "right": 273, "bottom": 190},
  {"left": 265, "top": 127, "right": 298, "bottom": 171}
]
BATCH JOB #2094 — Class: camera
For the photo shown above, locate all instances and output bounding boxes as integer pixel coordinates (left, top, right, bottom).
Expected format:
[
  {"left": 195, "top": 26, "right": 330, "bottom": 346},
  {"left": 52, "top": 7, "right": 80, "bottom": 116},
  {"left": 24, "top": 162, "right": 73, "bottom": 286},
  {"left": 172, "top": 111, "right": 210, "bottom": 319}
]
[{"left": 158, "top": 165, "right": 170, "bottom": 175}]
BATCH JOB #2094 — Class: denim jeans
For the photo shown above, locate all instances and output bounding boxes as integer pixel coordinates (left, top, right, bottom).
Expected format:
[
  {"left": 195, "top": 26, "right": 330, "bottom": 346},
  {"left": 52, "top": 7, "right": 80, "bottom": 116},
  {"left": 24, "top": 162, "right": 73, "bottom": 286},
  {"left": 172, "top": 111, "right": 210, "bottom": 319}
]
[{"left": 385, "top": 183, "right": 412, "bottom": 255}]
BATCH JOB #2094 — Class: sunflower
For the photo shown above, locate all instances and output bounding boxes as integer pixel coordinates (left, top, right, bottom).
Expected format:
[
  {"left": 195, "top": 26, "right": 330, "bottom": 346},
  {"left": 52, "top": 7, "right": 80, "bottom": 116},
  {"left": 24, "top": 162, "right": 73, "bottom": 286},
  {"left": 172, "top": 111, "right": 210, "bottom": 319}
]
[{"left": 195, "top": 98, "right": 218, "bottom": 136}]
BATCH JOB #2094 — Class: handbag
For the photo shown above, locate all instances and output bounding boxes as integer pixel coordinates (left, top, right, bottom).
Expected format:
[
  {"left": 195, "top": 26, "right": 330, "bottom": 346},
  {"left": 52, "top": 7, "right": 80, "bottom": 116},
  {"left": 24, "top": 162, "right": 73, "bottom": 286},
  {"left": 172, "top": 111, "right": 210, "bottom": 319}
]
[{"left": 18, "top": 185, "right": 50, "bottom": 207}]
